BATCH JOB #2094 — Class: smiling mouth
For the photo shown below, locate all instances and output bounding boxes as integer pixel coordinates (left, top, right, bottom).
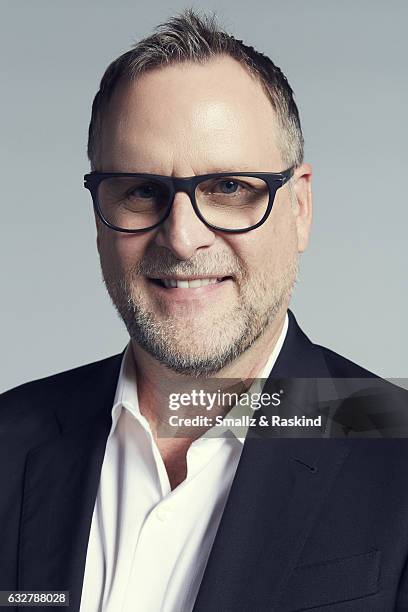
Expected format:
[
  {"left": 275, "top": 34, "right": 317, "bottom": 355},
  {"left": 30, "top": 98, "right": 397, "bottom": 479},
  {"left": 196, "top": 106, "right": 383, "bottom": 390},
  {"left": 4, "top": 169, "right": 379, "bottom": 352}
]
[{"left": 148, "top": 276, "right": 232, "bottom": 289}]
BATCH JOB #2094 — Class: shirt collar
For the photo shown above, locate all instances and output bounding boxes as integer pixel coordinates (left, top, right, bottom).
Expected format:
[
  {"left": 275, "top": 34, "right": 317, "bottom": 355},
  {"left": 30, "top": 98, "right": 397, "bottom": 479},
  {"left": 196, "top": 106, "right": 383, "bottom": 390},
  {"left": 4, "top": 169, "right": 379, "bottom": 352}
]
[
  {"left": 110, "top": 311, "right": 289, "bottom": 444},
  {"left": 109, "top": 342, "right": 147, "bottom": 439}
]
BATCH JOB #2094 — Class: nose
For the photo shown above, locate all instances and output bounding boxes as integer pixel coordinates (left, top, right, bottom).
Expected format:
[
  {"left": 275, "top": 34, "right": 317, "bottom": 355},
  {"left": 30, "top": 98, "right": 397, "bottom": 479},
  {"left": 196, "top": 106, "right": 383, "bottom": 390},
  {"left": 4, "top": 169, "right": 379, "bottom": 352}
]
[{"left": 153, "top": 191, "right": 216, "bottom": 259}]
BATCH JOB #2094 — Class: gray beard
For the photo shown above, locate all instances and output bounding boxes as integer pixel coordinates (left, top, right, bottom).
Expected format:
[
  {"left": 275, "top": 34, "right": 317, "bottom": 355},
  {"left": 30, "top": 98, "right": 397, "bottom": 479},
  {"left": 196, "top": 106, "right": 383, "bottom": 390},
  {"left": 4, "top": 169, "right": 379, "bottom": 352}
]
[{"left": 101, "top": 250, "right": 299, "bottom": 378}]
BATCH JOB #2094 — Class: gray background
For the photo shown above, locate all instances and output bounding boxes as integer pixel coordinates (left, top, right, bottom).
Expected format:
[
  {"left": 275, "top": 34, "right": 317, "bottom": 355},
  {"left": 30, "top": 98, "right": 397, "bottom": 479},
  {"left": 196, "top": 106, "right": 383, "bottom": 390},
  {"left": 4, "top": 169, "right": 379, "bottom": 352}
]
[{"left": 1, "top": 0, "right": 406, "bottom": 393}]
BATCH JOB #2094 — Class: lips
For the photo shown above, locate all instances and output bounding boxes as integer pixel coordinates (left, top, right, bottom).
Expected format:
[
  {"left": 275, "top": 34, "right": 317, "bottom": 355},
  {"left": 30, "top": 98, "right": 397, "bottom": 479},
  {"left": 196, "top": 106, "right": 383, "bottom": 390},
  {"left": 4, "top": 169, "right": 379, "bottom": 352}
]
[{"left": 148, "top": 276, "right": 231, "bottom": 289}]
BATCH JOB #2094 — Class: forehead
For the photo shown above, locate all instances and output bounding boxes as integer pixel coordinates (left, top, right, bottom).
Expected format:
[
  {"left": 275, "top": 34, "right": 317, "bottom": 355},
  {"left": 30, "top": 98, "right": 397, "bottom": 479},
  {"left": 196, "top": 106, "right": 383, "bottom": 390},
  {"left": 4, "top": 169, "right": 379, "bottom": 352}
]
[{"left": 99, "top": 55, "right": 283, "bottom": 173}]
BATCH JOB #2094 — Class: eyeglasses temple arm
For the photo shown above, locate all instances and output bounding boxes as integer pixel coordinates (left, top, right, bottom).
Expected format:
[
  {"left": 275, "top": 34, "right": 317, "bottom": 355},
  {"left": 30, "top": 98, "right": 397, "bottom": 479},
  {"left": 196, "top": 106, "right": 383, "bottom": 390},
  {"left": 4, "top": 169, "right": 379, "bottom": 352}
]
[{"left": 280, "top": 167, "right": 295, "bottom": 185}]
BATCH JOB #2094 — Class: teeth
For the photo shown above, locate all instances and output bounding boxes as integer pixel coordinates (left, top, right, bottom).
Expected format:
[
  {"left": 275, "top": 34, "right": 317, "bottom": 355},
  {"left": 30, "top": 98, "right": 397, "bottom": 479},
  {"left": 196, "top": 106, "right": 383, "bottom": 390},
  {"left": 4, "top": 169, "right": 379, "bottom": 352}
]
[{"left": 162, "top": 278, "right": 220, "bottom": 288}]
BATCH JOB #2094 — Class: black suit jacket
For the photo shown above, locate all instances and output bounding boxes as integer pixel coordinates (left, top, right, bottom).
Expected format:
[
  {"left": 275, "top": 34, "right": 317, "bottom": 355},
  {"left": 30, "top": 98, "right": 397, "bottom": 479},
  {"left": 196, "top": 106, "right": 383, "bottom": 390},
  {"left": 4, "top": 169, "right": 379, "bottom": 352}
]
[{"left": 1, "top": 309, "right": 408, "bottom": 611}]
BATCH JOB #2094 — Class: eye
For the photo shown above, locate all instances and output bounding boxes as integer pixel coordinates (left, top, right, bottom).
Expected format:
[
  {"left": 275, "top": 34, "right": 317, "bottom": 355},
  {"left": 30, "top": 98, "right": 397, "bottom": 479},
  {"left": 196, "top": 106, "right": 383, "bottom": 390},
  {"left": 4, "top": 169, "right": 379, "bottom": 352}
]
[
  {"left": 208, "top": 179, "right": 250, "bottom": 196},
  {"left": 218, "top": 180, "right": 239, "bottom": 194},
  {"left": 127, "top": 183, "right": 159, "bottom": 199}
]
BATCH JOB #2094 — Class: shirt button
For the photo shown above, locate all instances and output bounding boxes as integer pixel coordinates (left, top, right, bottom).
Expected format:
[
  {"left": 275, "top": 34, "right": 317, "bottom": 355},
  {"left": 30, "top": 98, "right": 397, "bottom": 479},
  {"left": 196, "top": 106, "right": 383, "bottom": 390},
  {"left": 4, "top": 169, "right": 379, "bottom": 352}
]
[{"left": 156, "top": 509, "right": 168, "bottom": 522}]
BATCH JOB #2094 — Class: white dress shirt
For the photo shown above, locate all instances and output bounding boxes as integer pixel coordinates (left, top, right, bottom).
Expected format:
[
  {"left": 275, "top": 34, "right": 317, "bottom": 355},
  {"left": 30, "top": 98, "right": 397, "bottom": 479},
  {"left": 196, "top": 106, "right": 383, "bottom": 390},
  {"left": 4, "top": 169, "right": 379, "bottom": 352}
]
[{"left": 79, "top": 313, "right": 288, "bottom": 612}]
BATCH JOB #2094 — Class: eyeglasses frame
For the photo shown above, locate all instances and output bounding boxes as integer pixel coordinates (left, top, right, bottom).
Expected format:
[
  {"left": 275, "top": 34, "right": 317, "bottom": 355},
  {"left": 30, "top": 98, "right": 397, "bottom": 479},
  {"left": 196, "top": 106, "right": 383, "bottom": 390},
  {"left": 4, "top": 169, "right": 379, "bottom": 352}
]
[{"left": 83, "top": 167, "right": 295, "bottom": 234}]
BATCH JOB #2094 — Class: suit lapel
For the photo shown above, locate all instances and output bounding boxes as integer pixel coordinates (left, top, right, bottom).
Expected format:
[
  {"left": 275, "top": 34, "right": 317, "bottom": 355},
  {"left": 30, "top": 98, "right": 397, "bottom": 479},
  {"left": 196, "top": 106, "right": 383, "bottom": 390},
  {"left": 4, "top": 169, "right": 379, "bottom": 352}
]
[
  {"left": 18, "top": 351, "right": 124, "bottom": 611},
  {"left": 193, "top": 437, "right": 350, "bottom": 611},
  {"left": 193, "top": 310, "right": 351, "bottom": 611}
]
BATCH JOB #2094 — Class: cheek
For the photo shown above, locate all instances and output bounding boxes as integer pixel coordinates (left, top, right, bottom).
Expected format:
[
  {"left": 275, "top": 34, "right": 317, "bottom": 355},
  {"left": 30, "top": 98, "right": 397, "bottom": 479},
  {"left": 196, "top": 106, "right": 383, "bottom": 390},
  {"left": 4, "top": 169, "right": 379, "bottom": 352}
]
[
  {"left": 265, "top": 203, "right": 298, "bottom": 264},
  {"left": 227, "top": 207, "right": 296, "bottom": 275},
  {"left": 98, "top": 229, "right": 151, "bottom": 272}
]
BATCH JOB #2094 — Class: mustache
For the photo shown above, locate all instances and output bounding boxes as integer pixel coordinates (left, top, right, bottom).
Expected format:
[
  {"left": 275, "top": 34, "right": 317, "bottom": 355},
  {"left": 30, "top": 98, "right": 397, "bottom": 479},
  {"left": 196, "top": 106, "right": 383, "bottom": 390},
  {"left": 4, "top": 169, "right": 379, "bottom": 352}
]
[{"left": 133, "top": 250, "right": 244, "bottom": 279}]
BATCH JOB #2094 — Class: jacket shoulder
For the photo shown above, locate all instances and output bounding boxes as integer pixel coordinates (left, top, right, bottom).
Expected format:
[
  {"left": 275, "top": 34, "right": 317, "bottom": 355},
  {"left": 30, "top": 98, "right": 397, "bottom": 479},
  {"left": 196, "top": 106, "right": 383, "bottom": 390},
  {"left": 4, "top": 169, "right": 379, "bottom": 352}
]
[
  {"left": 0, "top": 352, "right": 124, "bottom": 442},
  {"left": 1, "top": 352, "right": 124, "bottom": 402},
  {"left": 314, "top": 343, "right": 408, "bottom": 435},
  {"left": 315, "top": 344, "right": 379, "bottom": 378}
]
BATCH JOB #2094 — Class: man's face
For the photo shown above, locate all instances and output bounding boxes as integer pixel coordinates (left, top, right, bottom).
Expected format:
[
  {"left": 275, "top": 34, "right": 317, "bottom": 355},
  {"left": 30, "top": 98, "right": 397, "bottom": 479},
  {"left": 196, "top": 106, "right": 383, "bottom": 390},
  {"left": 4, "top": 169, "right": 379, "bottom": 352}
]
[{"left": 96, "top": 56, "right": 311, "bottom": 376}]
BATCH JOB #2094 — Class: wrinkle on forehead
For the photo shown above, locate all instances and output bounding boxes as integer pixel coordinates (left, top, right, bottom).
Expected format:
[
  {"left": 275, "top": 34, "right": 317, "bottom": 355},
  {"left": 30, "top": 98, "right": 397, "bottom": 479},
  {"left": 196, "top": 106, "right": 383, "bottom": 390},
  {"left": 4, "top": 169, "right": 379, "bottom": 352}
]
[{"left": 99, "top": 56, "right": 283, "bottom": 174}]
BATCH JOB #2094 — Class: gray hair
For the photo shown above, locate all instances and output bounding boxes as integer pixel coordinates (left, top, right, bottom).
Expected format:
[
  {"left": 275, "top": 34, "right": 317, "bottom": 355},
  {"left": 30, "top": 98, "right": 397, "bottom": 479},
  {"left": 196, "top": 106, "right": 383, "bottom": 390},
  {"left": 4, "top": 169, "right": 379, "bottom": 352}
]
[{"left": 87, "top": 8, "right": 304, "bottom": 171}]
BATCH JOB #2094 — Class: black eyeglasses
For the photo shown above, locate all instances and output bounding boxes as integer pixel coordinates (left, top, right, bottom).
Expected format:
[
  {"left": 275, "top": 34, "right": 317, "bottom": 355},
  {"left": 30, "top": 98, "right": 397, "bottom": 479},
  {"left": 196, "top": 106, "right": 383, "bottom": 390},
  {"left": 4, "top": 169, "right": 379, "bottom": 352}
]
[{"left": 84, "top": 168, "right": 294, "bottom": 234}]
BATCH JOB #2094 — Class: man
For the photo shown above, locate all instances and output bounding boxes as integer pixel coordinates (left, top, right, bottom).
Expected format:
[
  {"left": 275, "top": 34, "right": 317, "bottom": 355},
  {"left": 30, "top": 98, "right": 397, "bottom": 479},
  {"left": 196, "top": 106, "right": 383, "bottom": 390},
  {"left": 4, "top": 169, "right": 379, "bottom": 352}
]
[{"left": 1, "top": 9, "right": 408, "bottom": 612}]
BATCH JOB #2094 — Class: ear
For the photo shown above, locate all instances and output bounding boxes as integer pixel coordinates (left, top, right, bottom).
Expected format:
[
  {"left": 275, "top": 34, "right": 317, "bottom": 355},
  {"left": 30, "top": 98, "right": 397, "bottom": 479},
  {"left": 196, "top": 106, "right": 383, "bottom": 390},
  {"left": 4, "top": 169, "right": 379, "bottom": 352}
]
[{"left": 291, "top": 163, "right": 312, "bottom": 253}]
